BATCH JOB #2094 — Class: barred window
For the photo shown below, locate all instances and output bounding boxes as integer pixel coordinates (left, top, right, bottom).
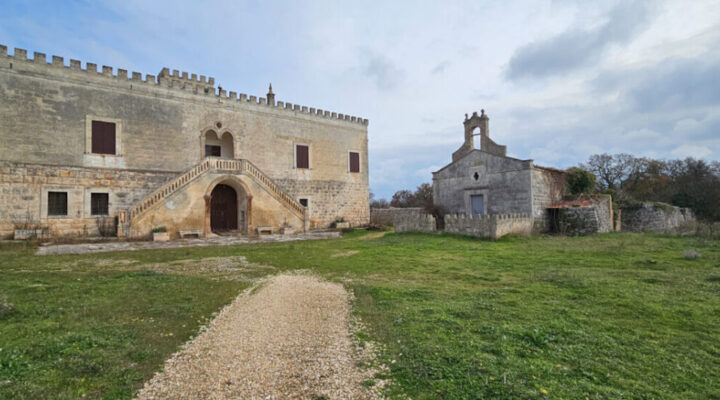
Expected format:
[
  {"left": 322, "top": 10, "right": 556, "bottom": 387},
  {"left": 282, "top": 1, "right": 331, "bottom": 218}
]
[
  {"left": 91, "top": 193, "right": 109, "bottom": 216},
  {"left": 48, "top": 192, "right": 68, "bottom": 216}
]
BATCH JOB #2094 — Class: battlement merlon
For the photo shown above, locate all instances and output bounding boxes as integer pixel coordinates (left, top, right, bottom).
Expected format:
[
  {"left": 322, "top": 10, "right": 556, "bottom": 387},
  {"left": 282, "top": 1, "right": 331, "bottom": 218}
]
[
  {"left": 1, "top": 45, "right": 369, "bottom": 126},
  {"left": 158, "top": 67, "right": 215, "bottom": 90}
]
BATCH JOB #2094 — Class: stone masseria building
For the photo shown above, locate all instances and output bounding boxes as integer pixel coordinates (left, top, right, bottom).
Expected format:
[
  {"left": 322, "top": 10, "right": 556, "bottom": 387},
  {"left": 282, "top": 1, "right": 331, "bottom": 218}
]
[
  {"left": 433, "top": 110, "right": 565, "bottom": 231},
  {"left": 0, "top": 45, "right": 369, "bottom": 238}
]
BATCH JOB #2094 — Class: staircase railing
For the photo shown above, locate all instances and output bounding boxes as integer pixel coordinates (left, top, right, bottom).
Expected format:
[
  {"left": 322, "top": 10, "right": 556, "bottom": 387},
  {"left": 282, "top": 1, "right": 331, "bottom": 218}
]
[{"left": 128, "top": 158, "right": 305, "bottom": 221}]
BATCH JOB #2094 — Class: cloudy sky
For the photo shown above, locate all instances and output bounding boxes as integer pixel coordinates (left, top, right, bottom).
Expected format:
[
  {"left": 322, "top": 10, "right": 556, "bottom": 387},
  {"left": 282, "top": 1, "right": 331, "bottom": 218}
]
[{"left": 2, "top": 0, "right": 719, "bottom": 198}]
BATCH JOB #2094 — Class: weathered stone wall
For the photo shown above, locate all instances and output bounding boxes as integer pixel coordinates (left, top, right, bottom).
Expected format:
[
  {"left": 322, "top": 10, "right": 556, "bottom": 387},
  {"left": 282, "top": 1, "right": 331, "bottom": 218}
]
[
  {"left": 621, "top": 203, "right": 696, "bottom": 233},
  {"left": 370, "top": 207, "right": 424, "bottom": 226},
  {"left": 531, "top": 167, "right": 566, "bottom": 232},
  {"left": 594, "top": 196, "right": 613, "bottom": 233},
  {"left": 557, "top": 208, "right": 598, "bottom": 236},
  {"left": 275, "top": 179, "right": 368, "bottom": 228},
  {"left": 0, "top": 161, "right": 173, "bottom": 238},
  {"left": 552, "top": 195, "right": 613, "bottom": 236},
  {"left": 0, "top": 46, "right": 370, "bottom": 234},
  {"left": 393, "top": 211, "right": 436, "bottom": 233},
  {"left": 444, "top": 213, "right": 531, "bottom": 239}
]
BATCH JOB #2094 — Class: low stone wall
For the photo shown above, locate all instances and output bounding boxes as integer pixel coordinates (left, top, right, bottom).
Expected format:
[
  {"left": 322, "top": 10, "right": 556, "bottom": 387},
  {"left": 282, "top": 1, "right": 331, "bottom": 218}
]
[
  {"left": 393, "top": 211, "right": 436, "bottom": 233},
  {"left": 444, "top": 213, "right": 531, "bottom": 239},
  {"left": 371, "top": 207, "right": 424, "bottom": 226},
  {"left": 621, "top": 203, "right": 696, "bottom": 233}
]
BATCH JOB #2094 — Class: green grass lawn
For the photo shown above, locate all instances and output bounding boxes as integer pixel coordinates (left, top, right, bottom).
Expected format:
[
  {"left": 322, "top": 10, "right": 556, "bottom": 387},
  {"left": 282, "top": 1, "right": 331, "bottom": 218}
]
[{"left": 1, "top": 232, "right": 719, "bottom": 399}]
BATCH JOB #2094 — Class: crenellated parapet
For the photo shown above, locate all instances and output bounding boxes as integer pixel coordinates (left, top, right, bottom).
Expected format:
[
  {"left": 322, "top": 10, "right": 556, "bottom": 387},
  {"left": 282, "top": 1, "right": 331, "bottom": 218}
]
[
  {"left": 158, "top": 67, "right": 214, "bottom": 92},
  {"left": 0, "top": 45, "right": 368, "bottom": 126}
]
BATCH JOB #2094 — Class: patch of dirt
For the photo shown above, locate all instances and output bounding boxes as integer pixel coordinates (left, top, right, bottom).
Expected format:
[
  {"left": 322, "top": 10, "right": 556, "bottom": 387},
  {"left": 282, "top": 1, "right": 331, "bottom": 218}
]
[
  {"left": 331, "top": 250, "right": 360, "bottom": 258},
  {"left": 135, "top": 273, "right": 385, "bottom": 399},
  {"left": 358, "top": 232, "right": 388, "bottom": 240},
  {"left": 7, "top": 257, "right": 275, "bottom": 283}
]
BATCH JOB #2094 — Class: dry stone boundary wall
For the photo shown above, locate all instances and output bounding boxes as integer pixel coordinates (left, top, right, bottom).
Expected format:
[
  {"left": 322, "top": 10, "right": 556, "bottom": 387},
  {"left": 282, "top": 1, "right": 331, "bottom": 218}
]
[{"left": 621, "top": 203, "right": 695, "bottom": 233}]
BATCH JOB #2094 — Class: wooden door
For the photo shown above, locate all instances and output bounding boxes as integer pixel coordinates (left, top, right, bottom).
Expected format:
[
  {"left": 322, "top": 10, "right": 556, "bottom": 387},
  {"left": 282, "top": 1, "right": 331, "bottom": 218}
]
[{"left": 210, "top": 184, "right": 238, "bottom": 231}]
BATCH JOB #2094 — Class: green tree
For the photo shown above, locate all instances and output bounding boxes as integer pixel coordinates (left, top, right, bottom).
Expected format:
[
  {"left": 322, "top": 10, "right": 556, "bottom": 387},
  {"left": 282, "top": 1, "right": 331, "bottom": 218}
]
[{"left": 566, "top": 167, "right": 596, "bottom": 195}]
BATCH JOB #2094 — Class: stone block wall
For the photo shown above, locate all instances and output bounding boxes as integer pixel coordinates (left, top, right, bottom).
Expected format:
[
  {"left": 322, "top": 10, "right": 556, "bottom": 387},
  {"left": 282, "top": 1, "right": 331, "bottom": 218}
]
[
  {"left": 370, "top": 207, "right": 424, "bottom": 226},
  {"left": 275, "top": 179, "right": 369, "bottom": 228},
  {"left": 556, "top": 208, "right": 598, "bottom": 236},
  {"left": 393, "top": 211, "right": 436, "bottom": 233},
  {"left": 531, "top": 167, "right": 566, "bottom": 232},
  {"left": 620, "top": 203, "right": 696, "bottom": 233},
  {"left": 444, "top": 213, "right": 531, "bottom": 239},
  {"left": 0, "top": 161, "right": 173, "bottom": 238}
]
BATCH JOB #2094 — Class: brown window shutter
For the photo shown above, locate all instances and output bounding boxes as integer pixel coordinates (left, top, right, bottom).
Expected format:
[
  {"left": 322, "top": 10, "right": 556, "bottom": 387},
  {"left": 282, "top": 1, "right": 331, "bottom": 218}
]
[
  {"left": 296, "top": 145, "right": 309, "bottom": 169},
  {"left": 91, "top": 121, "right": 116, "bottom": 155},
  {"left": 349, "top": 152, "right": 360, "bottom": 173}
]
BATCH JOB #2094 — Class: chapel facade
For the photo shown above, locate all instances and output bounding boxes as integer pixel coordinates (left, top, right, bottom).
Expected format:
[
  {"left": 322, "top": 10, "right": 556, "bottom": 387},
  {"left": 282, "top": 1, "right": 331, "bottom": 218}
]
[
  {"left": 0, "top": 45, "right": 369, "bottom": 238},
  {"left": 432, "top": 110, "right": 566, "bottom": 231}
]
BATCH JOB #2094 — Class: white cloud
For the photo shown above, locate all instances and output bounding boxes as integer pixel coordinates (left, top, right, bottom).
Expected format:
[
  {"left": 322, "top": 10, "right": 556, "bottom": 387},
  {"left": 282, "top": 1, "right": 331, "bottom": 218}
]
[{"left": 671, "top": 144, "right": 713, "bottom": 159}]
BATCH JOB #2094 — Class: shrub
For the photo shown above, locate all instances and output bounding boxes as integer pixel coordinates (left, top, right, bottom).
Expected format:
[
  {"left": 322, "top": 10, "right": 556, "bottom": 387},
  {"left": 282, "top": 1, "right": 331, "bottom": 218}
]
[
  {"left": 151, "top": 226, "right": 167, "bottom": 233},
  {"left": 566, "top": 167, "right": 596, "bottom": 195}
]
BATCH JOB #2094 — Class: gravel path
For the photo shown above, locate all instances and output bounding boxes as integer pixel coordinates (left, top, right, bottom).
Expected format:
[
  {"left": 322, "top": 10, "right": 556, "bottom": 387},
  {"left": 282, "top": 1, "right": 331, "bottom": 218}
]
[{"left": 135, "top": 274, "right": 381, "bottom": 400}]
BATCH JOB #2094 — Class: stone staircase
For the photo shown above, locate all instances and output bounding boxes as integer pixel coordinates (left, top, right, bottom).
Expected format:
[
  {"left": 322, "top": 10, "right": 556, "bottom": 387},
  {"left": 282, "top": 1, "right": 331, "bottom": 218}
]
[{"left": 117, "top": 158, "right": 305, "bottom": 234}]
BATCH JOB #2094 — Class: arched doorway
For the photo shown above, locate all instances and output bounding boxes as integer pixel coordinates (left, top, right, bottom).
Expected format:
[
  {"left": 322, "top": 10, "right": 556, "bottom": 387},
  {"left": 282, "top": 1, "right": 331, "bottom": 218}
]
[{"left": 210, "top": 184, "right": 238, "bottom": 231}]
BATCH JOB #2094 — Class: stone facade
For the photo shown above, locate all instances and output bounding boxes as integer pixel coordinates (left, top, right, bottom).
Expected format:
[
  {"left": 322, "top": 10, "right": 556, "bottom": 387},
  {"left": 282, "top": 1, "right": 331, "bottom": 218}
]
[
  {"left": 620, "top": 203, "right": 696, "bottom": 233},
  {"left": 0, "top": 45, "right": 369, "bottom": 238},
  {"left": 433, "top": 111, "right": 565, "bottom": 232}
]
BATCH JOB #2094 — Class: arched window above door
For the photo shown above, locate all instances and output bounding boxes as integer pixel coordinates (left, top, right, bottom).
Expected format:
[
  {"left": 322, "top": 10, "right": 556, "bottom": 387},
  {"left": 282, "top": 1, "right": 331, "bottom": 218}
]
[{"left": 203, "top": 130, "right": 234, "bottom": 159}]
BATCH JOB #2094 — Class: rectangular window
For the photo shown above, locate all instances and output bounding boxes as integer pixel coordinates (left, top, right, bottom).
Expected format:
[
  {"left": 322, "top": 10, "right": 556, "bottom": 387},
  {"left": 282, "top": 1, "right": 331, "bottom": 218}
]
[
  {"left": 296, "top": 145, "right": 309, "bottom": 169},
  {"left": 48, "top": 192, "right": 68, "bottom": 216},
  {"left": 299, "top": 198, "right": 308, "bottom": 208},
  {"left": 91, "top": 121, "right": 116, "bottom": 155},
  {"left": 205, "top": 145, "right": 221, "bottom": 157},
  {"left": 349, "top": 152, "right": 360, "bottom": 173},
  {"left": 91, "top": 193, "right": 109, "bottom": 216}
]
